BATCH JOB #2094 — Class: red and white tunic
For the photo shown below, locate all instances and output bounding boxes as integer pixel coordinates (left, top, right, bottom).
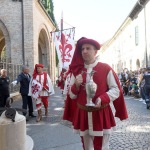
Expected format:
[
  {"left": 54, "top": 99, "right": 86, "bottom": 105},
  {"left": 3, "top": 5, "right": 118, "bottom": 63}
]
[
  {"left": 69, "top": 60, "right": 120, "bottom": 136},
  {"left": 28, "top": 72, "right": 55, "bottom": 97}
]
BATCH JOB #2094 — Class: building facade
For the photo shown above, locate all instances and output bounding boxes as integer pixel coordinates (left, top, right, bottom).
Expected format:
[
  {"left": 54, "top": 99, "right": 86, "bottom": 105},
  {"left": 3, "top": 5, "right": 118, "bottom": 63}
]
[
  {"left": 101, "top": 0, "right": 150, "bottom": 73},
  {"left": 0, "top": 0, "right": 57, "bottom": 84}
]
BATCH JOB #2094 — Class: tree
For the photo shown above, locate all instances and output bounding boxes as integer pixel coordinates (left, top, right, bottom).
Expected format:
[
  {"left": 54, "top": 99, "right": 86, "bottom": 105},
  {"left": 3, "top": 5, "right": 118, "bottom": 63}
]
[{"left": 41, "top": 0, "right": 57, "bottom": 26}]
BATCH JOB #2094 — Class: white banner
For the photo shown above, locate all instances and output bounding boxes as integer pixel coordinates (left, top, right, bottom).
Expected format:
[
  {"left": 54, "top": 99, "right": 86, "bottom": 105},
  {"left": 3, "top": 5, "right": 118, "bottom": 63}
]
[{"left": 52, "top": 28, "right": 75, "bottom": 71}]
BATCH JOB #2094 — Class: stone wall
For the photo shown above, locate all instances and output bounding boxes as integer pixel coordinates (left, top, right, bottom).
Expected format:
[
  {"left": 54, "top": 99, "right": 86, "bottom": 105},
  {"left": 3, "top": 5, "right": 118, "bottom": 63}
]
[
  {"left": 0, "top": 0, "right": 23, "bottom": 64},
  {"left": 32, "top": 0, "right": 56, "bottom": 83},
  {"left": 23, "top": 0, "right": 34, "bottom": 68},
  {"left": 0, "top": 0, "right": 56, "bottom": 84}
]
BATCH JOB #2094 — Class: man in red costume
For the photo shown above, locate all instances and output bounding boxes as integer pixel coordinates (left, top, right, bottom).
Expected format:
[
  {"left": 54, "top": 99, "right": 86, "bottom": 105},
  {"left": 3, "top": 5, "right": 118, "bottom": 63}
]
[
  {"left": 57, "top": 68, "right": 67, "bottom": 94},
  {"left": 63, "top": 37, "right": 128, "bottom": 150},
  {"left": 28, "top": 64, "right": 54, "bottom": 122}
]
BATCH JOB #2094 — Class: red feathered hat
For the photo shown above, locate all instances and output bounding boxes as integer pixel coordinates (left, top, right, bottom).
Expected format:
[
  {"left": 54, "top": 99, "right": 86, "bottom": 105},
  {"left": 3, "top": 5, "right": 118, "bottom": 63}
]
[
  {"left": 70, "top": 37, "right": 101, "bottom": 76},
  {"left": 32, "top": 64, "right": 44, "bottom": 79}
]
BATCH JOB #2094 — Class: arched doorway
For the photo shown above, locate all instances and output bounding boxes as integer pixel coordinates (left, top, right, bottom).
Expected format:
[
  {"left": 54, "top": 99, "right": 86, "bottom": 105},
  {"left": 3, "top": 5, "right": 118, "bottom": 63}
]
[
  {"left": 130, "top": 59, "right": 132, "bottom": 71},
  {"left": 0, "top": 20, "right": 11, "bottom": 62},
  {"left": 0, "top": 29, "right": 6, "bottom": 61},
  {"left": 136, "top": 59, "right": 140, "bottom": 69},
  {"left": 38, "top": 28, "right": 49, "bottom": 72}
]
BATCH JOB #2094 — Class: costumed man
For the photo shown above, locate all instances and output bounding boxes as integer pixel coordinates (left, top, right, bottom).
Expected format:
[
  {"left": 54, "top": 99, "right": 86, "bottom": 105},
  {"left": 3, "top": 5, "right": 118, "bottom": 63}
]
[
  {"left": 63, "top": 37, "right": 128, "bottom": 150},
  {"left": 57, "top": 68, "right": 67, "bottom": 94},
  {"left": 28, "top": 64, "right": 55, "bottom": 122}
]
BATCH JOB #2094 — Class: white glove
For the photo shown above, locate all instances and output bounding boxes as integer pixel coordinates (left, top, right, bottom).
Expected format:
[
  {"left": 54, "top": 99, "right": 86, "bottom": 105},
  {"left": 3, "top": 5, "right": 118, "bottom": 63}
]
[{"left": 11, "top": 80, "right": 17, "bottom": 87}]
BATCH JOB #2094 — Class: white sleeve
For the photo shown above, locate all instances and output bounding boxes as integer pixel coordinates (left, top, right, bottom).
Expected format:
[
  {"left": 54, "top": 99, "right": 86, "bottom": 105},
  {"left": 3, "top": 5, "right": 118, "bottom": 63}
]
[
  {"left": 63, "top": 79, "right": 68, "bottom": 95},
  {"left": 106, "top": 70, "right": 120, "bottom": 101},
  {"left": 28, "top": 77, "right": 33, "bottom": 96},
  {"left": 47, "top": 74, "right": 55, "bottom": 95},
  {"left": 69, "top": 74, "right": 77, "bottom": 99},
  {"left": 63, "top": 75, "right": 70, "bottom": 95}
]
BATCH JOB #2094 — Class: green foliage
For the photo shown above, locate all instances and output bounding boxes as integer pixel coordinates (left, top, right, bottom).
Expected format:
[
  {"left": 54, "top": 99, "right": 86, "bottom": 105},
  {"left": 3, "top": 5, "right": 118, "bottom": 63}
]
[
  {"left": 40, "top": 0, "right": 58, "bottom": 66},
  {"left": 55, "top": 50, "right": 59, "bottom": 66},
  {"left": 41, "top": 0, "right": 57, "bottom": 27}
]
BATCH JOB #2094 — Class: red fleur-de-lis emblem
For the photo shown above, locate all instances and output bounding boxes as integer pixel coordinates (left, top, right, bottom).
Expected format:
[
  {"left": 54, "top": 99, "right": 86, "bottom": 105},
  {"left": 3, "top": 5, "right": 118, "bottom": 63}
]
[
  {"left": 58, "top": 33, "right": 73, "bottom": 63},
  {"left": 32, "top": 84, "right": 40, "bottom": 94}
]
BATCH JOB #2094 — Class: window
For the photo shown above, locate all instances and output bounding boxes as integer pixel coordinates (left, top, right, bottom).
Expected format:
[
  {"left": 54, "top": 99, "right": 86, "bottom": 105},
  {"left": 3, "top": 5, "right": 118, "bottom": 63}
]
[
  {"left": 130, "top": 59, "right": 132, "bottom": 70},
  {"left": 135, "top": 26, "right": 139, "bottom": 46}
]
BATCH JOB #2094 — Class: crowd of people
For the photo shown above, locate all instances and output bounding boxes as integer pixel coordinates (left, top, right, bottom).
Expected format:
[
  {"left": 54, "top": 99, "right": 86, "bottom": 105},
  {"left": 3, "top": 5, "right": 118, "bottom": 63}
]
[
  {"left": 0, "top": 64, "right": 54, "bottom": 122},
  {"left": 118, "top": 67, "right": 150, "bottom": 109}
]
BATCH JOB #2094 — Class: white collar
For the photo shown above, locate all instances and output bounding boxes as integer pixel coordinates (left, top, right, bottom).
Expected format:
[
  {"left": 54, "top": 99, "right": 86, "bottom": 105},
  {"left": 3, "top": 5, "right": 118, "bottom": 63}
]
[{"left": 84, "top": 59, "right": 99, "bottom": 69}]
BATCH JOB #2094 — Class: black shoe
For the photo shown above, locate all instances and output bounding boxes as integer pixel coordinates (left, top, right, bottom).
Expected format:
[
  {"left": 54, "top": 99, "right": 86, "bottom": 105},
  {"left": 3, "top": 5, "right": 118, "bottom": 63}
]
[
  {"left": 29, "top": 113, "right": 36, "bottom": 117},
  {"left": 146, "top": 103, "right": 150, "bottom": 109},
  {"left": 25, "top": 115, "right": 29, "bottom": 121},
  {"left": 26, "top": 118, "right": 29, "bottom": 121}
]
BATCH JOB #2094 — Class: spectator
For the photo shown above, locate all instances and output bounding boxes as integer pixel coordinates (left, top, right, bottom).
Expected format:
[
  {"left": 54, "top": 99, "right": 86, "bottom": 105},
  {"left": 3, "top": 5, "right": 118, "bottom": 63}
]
[
  {"left": 12, "top": 65, "right": 36, "bottom": 120},
  {"left": 129, "top": 81, "right": 140, "bottom": 98},
  {"left": 142, "top": 67, "right": 150, "bottom": 109},
  {"left": 0, "top": 69, "right": 10, "bottom": 107},
  {"left": 138, "top": 68, "right": 146, "bottom": 102}
]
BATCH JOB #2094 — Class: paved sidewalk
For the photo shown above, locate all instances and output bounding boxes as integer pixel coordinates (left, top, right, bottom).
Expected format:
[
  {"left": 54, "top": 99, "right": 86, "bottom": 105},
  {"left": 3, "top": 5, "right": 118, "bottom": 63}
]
[
  {"left": 11, "top": 87, "right": 150, "bottom": 150},
  {"left": 12, "top": 87, "right": 82, "bottom": 150}
]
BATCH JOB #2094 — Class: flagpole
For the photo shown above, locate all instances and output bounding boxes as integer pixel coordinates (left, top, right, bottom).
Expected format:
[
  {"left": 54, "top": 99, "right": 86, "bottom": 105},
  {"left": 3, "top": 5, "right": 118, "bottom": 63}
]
[
  {"left": 61, "top": 11, "right": 64, "bottom": 68},
  {"left": 61, "top": 11, "right": 63, "bottom": 33}
]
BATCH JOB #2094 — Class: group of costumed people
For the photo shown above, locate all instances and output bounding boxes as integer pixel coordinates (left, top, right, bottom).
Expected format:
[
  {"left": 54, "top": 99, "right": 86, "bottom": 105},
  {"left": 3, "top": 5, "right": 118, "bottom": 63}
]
[
  {"left": 62, "top": 37, "right": 128, "bottom": 150},
  {"left": 11, "top": 36, "right": 128, "bottom": 149},
  {"left": 28, "top": 64, "right": 54, "bottom": 122}
]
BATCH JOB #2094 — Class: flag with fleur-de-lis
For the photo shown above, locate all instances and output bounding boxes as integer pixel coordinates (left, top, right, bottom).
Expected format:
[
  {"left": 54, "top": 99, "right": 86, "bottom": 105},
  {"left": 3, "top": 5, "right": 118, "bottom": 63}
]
[{"left": 52, "top": 28, "right": 75, "bottom": 71}]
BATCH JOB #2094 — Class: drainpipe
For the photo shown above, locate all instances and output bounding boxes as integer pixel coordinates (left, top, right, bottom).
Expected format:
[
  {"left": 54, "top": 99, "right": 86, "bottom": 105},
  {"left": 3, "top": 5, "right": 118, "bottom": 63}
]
[
  {"left": 138, "top": 0, "right": 148, "bottom": 67},
  {"left": 21, "top": 0, "right": 25, "bottom": 65},
  {"left": 144, "top": 7, "right": 148, "bottom": 68}
]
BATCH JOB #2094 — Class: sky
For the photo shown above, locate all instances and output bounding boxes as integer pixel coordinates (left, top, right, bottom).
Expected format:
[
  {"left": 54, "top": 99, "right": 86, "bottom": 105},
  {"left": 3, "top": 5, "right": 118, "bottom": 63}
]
[{"left": 53, "top": 0, "right": 138, "bottom": 43}]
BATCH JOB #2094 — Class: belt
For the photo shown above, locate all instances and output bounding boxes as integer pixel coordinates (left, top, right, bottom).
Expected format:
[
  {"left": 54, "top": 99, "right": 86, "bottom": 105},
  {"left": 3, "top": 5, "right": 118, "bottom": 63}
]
[{"left": 77, "top": 103, "right": 108, "bottom": 112}]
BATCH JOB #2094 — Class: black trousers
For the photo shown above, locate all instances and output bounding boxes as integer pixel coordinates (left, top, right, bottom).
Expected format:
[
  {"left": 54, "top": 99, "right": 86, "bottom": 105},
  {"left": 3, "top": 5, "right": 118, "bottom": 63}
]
[
  {"left": 21, "top": 94, "right": 34, "bottom": 116},
  {"left": 0, "top": 94, "right": 9, "bottom": 107}
]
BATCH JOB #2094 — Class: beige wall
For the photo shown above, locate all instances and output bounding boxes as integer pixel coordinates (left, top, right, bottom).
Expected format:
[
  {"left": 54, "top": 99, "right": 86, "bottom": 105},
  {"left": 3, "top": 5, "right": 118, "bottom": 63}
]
[
  {"left": 33, "top": 0, "right": 56, "bottom": 83},
  {"left": 101, "top": 1, "right": 150, "bottom": 73},
  {"left": 0, "top": 0, "right": 22, "bottom": 63},
  {"left": 23, "top": 0, "right": 34, "bottom": 68},
  {"left": 0, "top": 0, "right": 56, "bottom": 83}
]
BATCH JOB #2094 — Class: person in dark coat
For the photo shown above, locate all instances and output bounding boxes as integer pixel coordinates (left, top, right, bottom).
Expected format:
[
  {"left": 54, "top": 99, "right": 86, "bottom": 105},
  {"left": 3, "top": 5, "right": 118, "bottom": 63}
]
[
  {"left": 12, "top": 66, "right": 36, "bottom": 119},
  {"left": 0, "top": 69, "right": 10, "bottom": 107}
]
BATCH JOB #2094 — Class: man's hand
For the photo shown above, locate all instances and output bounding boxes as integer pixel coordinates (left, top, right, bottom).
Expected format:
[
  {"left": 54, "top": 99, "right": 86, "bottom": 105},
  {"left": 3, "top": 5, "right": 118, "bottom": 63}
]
[
  {"left": 11, "top": 80, "right": 17, "bottom": 87},
  {"left": 75, "top": 74, "right": 83, "bottom": 90},
  {"left": 94, "top": 97, "right": 101, "bottom": 108},
  {"left": 31, "top": 97, "right": 36, "bottom": 101}
]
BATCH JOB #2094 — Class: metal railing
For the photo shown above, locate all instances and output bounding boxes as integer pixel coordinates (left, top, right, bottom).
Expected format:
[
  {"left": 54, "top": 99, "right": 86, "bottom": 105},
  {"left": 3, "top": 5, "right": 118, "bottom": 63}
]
[
  {"left": 0, "top": 59, "right": 51, "bottom": 93},
  {"left": 0, "top": 61, "right": 22, "bottom": 93}
]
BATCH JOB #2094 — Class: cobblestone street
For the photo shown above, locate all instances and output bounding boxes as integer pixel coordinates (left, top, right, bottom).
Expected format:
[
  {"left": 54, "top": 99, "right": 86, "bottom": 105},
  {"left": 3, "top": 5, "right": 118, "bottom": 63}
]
[
  {"left": 12, "top": 87, "right": 150, "bottom": 150},
  {"left": 110, "top": 96, "right": 150, "bottom": 150},
  {"left": 1, "top": 0, "right": 150, "bottom": 149}
]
